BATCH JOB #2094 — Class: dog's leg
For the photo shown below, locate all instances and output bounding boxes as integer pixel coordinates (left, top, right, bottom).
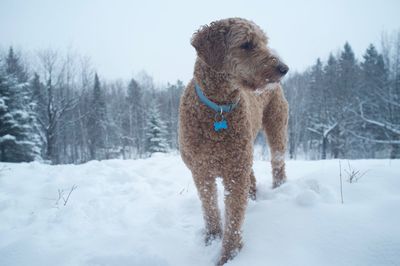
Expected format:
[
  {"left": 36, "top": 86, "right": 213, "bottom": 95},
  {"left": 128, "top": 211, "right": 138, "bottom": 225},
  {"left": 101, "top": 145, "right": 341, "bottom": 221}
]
[
  {"left": 262, "top": 87, "right": 289, "bottom": 188},
  {"left": 249, "top": 170, "right": 256, "bottom": 200},
  {"left": 192, "top": 171, "right": 222, "bottom": 244},
  {"left": 218, "top": 170, "right": 250, "bottom": 265}
]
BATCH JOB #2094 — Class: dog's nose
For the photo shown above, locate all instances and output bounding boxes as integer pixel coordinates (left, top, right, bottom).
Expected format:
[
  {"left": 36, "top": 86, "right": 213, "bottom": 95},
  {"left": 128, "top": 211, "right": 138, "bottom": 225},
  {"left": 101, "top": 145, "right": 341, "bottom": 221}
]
[{"left": 278, "top": 64, "right": 289, "bottom": 75}]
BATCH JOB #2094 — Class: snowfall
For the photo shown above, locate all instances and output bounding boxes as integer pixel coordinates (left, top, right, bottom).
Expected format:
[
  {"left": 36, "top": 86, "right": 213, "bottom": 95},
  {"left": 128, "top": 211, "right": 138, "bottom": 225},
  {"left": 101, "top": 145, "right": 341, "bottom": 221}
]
[{"left": 0, "top": 153, "right": 399, "bottom": 266}]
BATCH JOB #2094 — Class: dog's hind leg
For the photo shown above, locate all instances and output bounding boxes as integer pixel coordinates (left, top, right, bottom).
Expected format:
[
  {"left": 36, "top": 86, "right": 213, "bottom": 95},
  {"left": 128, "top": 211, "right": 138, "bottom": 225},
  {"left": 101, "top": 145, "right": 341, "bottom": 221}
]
[
  {"left": 262, "top": 87, "right": 289, "bottom": 188},
  {"left": 192, "top": 171, "right": 222, "bottom": 244}
]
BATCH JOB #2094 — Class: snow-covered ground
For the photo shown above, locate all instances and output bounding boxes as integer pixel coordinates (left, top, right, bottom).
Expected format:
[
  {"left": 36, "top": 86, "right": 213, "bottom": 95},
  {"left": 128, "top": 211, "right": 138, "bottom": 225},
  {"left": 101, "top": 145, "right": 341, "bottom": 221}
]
[{"left": 0, "top": 154, "right": 399, "bottom": 266}]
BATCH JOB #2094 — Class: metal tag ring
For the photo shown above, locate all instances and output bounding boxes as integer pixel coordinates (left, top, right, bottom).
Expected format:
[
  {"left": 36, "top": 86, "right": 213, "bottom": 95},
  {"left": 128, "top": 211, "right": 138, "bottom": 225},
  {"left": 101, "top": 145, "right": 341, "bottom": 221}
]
[{"left": 214, "top": 112, "right": 225, "bottom": 122}]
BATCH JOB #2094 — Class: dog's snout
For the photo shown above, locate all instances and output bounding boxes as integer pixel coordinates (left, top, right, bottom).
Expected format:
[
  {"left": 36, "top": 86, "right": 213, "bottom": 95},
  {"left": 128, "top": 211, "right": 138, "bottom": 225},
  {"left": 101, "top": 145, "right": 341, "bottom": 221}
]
[{"left": 278, "top": 64, "right": 289, "bottom": 75}]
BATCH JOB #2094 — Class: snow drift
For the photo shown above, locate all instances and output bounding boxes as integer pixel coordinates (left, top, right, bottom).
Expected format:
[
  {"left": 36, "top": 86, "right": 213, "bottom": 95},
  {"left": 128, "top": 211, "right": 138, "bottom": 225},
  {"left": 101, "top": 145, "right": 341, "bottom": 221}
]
[{"left": 0, "top": 154, "right": 399, "bottom": 266}]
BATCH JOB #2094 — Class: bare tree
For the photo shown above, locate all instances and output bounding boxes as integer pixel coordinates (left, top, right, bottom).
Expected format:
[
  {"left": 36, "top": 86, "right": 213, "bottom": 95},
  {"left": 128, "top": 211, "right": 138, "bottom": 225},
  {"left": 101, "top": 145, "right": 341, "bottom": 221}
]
[{"left": 36, "top": 49, "right": 78, "bottom": 163}]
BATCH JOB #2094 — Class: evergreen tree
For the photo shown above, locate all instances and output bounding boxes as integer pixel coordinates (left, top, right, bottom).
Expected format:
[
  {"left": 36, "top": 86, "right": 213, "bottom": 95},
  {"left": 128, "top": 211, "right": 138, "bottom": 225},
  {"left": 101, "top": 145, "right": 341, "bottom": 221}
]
[
  {"left": 5, "top": 47, "right": 28, "bottom": 82},
  {"left": 331, "top": 42, "right": 360, "bottom": 158},
  {"left": 145, "top": 103, "right": 169, "bottom": 154},
  {"left": 359, "top": 44, "right": 388, "bottom": 139},
  {"left": 322, "top": 53, "right": 347, "bottom": 158},
  {"left": 87, "top": 73, "right": 107, "bottom": 159},
  {"left": 30, "top": 72, "right": 47, "bottom": 156},
  {"left": 0, "top": 48, "right": 41, "bottom": 162},
  {"left": 354, "top": 44, "right": 399, "bottom": 157},
  {"left": 0, "top": 65, "right": 17, "bottom": 161}
]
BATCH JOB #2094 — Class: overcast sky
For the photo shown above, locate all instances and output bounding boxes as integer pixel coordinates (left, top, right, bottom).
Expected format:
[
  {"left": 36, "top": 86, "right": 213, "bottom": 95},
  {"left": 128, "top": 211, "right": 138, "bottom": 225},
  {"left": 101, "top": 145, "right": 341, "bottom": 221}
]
[{"left": 1, "top": 0, "right": 399, "bottom": 84}]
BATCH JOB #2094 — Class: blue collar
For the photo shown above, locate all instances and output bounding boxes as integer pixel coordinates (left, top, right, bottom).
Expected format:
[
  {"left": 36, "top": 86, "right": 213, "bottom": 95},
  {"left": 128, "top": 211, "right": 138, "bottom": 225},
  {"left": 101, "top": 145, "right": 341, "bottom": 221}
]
[{"left": 194, "top": 82, "right": 239, "bottom": 113}]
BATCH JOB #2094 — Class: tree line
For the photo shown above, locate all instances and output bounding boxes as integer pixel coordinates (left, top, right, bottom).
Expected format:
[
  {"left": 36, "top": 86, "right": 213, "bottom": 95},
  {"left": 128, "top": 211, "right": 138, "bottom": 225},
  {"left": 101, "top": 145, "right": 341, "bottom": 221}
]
[
  {"left": 283, "top": 32, "right": 400, "bottom": 159},
  {"left": 1, "top": 31, "right": 399, "bottom": 164},
  {"left": 0, "top": 48, "right": 183, "bottom": 164}
]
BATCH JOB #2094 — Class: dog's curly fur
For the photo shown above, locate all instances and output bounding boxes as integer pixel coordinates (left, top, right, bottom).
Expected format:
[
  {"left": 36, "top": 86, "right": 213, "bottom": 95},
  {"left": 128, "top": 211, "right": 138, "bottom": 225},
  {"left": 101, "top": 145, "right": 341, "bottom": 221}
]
[{"left": 179, "top": 18, "right": 289, "bottom": 265}]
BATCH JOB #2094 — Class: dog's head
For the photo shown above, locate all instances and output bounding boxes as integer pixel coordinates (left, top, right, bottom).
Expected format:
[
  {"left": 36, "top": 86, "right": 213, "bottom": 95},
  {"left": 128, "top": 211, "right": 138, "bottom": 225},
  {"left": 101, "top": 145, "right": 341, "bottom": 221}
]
[{"left": 191, "top": 18, "right": 288, "bottom": 90}]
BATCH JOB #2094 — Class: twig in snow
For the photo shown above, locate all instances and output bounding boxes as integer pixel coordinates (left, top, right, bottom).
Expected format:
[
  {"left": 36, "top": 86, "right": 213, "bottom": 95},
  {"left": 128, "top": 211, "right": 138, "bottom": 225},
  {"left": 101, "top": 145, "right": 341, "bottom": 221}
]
[
  {"left": 63, "top": 184, "right": 78, "bottom": 206},
  {"left": 55, "top": 188, "right": 64, "bottom": 206},
  {"left": 339, "top": 160, "right": 344, "bottom": 204},
  {"left": 179, "top": 182, "right": 190, "bottom": 195},
  {"left": 55, "top": 184, "right": 78, "bottom": 207},
  {"left": 345, "top": 161, "right": 368, "bottom": 183}
]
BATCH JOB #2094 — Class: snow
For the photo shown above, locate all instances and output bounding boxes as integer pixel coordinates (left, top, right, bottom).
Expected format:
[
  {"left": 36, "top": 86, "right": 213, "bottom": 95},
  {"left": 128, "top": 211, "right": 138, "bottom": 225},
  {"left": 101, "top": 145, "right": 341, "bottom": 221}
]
[
  {"left": 0, "top": 155, "right": 399, "bottom": 266},
  {"left": 254, "top": 82, "right": 279, "bottom": 95},
  {"left": 0, "top": 98, "right": 7, "bottom": 111},
  {"left": 0, "top": 134, "right": 16, "bottom": 143}
]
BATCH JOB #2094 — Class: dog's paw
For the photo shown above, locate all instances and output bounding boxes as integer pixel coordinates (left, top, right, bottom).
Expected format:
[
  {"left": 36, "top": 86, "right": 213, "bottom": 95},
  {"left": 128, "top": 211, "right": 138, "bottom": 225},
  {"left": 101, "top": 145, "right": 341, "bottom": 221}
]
[
  {"left": 205, "top": 230, "right": 222, "bottom": 246},
  {"left": 217, "top": 242, "right": 243, "bottom": 265},
  {"left": 272, "top": 178, "right": 287, "bottom": 189}
]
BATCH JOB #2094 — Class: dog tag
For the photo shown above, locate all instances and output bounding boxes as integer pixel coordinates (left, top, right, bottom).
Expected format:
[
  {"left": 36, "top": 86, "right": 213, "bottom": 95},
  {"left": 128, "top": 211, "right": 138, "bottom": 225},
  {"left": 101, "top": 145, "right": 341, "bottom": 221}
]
[{"left": 214, "top": 119, "right": 228, "bottom": 132}]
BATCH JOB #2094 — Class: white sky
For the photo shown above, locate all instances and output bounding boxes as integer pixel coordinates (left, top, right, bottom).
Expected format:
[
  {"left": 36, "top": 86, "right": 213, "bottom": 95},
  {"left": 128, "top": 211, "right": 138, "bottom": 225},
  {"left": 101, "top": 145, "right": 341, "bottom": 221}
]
[{"left": 1, "top": 0, "right": 399, "bottom": 84}]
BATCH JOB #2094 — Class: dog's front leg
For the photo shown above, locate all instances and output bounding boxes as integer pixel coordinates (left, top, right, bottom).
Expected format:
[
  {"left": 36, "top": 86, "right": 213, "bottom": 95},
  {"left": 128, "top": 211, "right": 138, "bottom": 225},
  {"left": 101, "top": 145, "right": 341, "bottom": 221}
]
[
  {"left": 218, "top": 170, "right": 250, "bottom": 265},
  {"left": 192, "top": 171, "right": 222, "bottom": 244},
  {"left": 262, "top": 87, "right": 289, "bottom": 188}
]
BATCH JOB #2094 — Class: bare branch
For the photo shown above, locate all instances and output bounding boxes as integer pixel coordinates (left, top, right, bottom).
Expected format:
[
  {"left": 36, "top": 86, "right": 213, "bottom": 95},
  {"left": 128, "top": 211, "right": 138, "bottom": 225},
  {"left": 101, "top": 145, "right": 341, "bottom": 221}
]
[
  {"left": 307, "top": 127, "right": 322, "bottom": 136},
  {"left": 55, "top": 189, "right": 64, "bottom": 207},
  {"left": 348, "top": 130, "right": 400, "bottom": 144},
  {"left": 323, "top": 122, "right": 338, "bottom": 138},
  {"left": 62, "top": 184, "right": 78, "bottom": 206},
  {"left": 358, "top": 102, "right": 400, "bottom": 135},
  {"left": 345, "top": 161, "right": 368, "bottom": 183}
]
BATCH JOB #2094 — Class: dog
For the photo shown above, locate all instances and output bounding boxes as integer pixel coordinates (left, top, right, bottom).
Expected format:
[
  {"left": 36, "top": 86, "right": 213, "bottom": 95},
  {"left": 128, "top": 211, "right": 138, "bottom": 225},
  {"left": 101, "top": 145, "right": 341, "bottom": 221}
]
[{"left": 178, "top": 17, "right": 289, "bottom": 265}]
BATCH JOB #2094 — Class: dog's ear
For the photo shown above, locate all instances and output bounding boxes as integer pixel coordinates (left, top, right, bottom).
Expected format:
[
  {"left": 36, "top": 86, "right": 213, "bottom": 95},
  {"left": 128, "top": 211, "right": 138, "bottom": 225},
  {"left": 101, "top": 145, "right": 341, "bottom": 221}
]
[{"left": 191, "top": 21, "right": 229, "bottom": 70}]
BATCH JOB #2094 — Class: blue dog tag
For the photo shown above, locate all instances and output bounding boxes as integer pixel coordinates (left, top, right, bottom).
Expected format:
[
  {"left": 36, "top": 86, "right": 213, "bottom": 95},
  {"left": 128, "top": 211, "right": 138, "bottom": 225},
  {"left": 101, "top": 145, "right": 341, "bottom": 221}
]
[{"left": 214, "top": 119, "right": 228, "bottom": 132}]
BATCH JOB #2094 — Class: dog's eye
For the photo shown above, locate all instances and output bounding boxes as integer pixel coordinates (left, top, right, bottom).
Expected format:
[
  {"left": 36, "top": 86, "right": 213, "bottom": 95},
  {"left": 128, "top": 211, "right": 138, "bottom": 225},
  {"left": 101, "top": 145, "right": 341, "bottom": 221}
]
[{"left": 240, "top": 42, "right": 255, "bottom": 51}]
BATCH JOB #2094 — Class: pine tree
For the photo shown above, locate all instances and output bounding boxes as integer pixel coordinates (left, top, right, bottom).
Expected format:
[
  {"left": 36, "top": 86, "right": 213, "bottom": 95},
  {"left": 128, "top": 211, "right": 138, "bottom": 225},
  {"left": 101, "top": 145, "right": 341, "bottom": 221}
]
[
  {"left": 87, "top": 73, "right": 107, "bottom": 160},
  {"left": 330, "top": 42, "right": 360, "bottom": 158},
  {"left": 354, "top": 44, "right": 398, "bottom": 157},
  {"left": 359, "top": 44, "right": 387, "bottom": 131},
  {"left": 0, "top": 48, "right": 41, "bottom": 162},
  {"left": 5, "top": 47, "right": 28, "bottom": 83},
  {"left": 145, "top": 103, "right": 169, "bottom": 154},
  {"left": 30, "top": 72, "right": 47, "bottom": 156},
  {"left": 0, "top": 65, "right": 16, "bottom": 160}
]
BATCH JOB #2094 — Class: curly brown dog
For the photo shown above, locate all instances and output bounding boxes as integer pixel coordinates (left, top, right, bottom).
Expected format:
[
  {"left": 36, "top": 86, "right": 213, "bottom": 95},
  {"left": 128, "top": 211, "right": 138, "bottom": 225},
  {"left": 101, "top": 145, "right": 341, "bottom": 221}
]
[{"left": 179, "top": 17, "right": 289, "bottom": 265}]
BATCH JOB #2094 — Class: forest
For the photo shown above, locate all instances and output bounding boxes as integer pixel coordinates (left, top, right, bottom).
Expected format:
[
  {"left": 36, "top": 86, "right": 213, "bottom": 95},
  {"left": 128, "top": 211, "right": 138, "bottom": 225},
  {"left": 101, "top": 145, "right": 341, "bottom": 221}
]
[
  {"left": 284, "top": 34, "right": 400, "bottom": 160},
  {"left": 1, "top": 32, "right": 399, "bottom": 164}
]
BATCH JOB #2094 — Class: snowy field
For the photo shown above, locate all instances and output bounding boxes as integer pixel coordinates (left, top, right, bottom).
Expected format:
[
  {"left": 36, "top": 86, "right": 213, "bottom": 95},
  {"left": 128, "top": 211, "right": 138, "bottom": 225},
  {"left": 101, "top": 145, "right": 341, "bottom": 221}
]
[{"left": 0, "top": 154, "right": 399, "bottom": 266}]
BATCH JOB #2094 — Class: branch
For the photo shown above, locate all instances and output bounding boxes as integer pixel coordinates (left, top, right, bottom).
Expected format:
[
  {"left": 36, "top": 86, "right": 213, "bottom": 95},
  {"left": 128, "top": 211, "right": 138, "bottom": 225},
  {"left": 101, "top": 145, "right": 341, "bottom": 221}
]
[
  {"left": 371, "top": 89, "right": 400, "bottom": 108},
  {"left": 307, "top": 127, "right": 322, "bottom": 136},
  {"left": 55, "top": 98, "right": 79, "bottom": 122},
  {"left": 348, "top": 130, "right": 400, "bottom": 144},
  {"left": 339, "top": 160, "right": 344, "bottom": 204},
  {"left": 121, "top": 135, "right": 137, "bottom": 142},
  {"left": 358, "top": 102, "right": 400, "bottom": 135},
  {"left": 63, "top": 184, "right": 77, "bottom": 206},
  {"left": 323, "top": 122, "right": 338, "bottom": 138},
  {"left": 54, "top": 184, "right": 78, "bottom": 207},
  {"left": 62, "top": 110, "right": 89, "bottom": 126}
]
